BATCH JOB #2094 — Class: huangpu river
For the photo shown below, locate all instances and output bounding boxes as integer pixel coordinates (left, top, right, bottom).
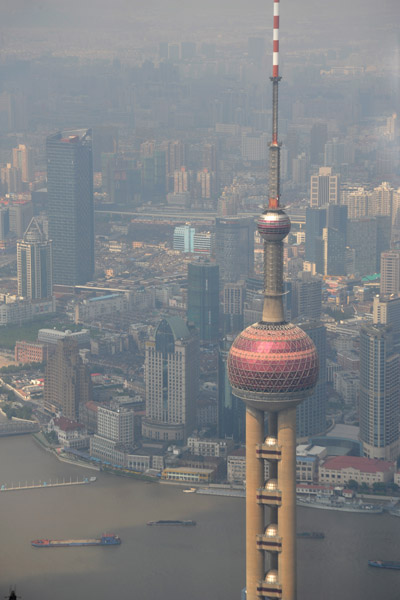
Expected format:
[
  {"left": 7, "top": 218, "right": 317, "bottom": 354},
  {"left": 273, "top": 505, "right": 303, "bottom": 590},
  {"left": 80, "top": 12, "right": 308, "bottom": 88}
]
[{"left": 0, "top": 435, "right": 399, "bottom": 600}]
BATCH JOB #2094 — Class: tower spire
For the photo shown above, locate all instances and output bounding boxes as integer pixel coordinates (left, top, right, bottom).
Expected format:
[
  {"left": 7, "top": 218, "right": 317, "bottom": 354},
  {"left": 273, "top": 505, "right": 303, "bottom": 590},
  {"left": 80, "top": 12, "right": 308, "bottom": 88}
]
[{"left": 227, "top": 3, "right": 319, "bottom": 598}]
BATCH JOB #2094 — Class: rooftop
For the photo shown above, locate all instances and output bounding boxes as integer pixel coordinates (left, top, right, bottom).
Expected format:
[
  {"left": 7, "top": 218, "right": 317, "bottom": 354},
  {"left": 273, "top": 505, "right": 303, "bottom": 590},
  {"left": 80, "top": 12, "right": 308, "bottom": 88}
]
[{"left": 322, "top": 456, "right": 394, "bottom": 473}]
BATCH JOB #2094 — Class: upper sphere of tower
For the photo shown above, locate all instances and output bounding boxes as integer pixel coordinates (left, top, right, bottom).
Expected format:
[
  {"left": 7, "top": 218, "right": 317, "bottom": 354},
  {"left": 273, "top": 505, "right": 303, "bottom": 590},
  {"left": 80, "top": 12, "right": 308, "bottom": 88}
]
[
  {"left": 227, "top": 321, "right": 318, "bottom": 411},
  {"left": 258, "top": 209, "right": 291, "bottom": 242}
]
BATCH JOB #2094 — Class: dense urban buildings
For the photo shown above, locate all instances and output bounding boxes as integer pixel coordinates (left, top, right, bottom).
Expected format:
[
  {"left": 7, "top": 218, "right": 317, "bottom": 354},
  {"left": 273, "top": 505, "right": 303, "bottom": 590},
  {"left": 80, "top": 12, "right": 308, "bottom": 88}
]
[{"left": 46, "top": 129, "right": 94, "bottom": 285}]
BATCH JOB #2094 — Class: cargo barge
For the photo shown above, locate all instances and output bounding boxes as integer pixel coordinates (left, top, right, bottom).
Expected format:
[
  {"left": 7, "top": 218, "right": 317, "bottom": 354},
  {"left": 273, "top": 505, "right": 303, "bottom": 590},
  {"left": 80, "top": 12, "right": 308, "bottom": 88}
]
[
  {"left": 31, "top": 534, "right": 121, "bottom": 547},
  {"left": 147, "top": 520, "right": 196, "bottom": 526},
  {"left": 368, "top": 560, "right": 400, "bottom": 570},
  {"left": 297, "top": 531, "right": 324, "bottom": 539}
]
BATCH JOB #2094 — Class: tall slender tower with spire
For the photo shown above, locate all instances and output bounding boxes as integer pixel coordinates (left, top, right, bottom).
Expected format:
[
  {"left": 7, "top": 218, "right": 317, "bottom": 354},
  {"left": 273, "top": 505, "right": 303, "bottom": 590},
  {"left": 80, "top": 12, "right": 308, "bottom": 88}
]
[{"left": 227, "top": 2, "right": 319, "bottom": 599}]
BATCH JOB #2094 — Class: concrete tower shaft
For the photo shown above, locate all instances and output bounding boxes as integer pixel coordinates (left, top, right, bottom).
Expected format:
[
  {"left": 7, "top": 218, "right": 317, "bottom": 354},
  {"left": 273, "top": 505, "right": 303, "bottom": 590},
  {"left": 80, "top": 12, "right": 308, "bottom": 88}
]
[{"left": 227, "top": 2, "right": 319, "bottom": 599}]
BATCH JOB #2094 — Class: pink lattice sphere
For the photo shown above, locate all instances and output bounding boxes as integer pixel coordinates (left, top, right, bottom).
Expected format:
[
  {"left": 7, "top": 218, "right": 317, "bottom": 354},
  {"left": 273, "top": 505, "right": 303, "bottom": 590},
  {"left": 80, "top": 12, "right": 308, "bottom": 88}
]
[
  {"left": 227, "top": 322, "right": 318, "bottom": 399},
  {"left": 257, "top": 209, "right": 291, "bottom": 242}
]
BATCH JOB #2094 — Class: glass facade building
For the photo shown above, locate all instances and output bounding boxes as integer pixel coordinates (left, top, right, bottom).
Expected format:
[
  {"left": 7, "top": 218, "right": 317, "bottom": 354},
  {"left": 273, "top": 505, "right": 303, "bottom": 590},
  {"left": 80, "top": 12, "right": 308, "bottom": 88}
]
[
  {"left": 187, "top": 261, "right": 219, "bottom": 342},
  {"left": 46, "top": 129, "right": 94, "bottom": 285}
]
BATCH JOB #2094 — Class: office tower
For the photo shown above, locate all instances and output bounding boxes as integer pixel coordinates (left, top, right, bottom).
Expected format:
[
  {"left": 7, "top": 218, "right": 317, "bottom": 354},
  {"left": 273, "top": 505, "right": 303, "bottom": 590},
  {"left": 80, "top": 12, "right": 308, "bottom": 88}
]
[
  {"left": 17, "top": 217, "right": 52, "bottom": 300},
  {"left": 218, "top": 336, "right": 245, "bottom": 443},
  {"left": 291, "top": 271, "right": 322, "bottom": 320},
  {"left": 142, "top": 149, "right": 166, "bottom": 200},
  {"left": 215, "top": 217, "right": 254, "bottom": 283},
  {"left": 44, "top": 337, "right": 92, "bottom": 420},
  {"left": 92, "top": 125, "right": 118, "bottom": 171},
  {"left": 375, "top": 215, "right": 391, "bottom": 271},
  {"left": 291, "top": 153, "right": 308, "bottom": 187},
  {"left": 12, "top": 144, "right": 33, "bottom": 183},
  {"left": 310, "top": 167, "right": 340, "bottom": 207},
  {"left": 227, "top": 5, "right": 319, "bottom": 598},
  {"left": 173, "top": 225, "right": 195, "bottom": 252},
  {"left": 347, "top": 218, "right": 377, "bottom": 276},
  {"left": 187, "top": 262, "right": 219, "bottom": 342},
  {"left": 380, "top": 251, "right": 400, "bottom": 295},
  {"left": 296, "top": 321, "right": 327, "bottom": 438},
  {"left": 359, "top": 324, "right": 400, "bottom": 460},
  {"left": 322, "top": 226, "right": 346, "bottom": 275},
  {"left": 9, "top": 200, "right": 33, "bottom": 239},
  {"left": 47, "top": 129, "right": 94, "bottom": 285},
  {"left": 373, "top": 294, "right": 400, "bottom": 350},
  {"left": 142, "top": 317, "right": 199, "bottom": 442},
  {"left": 305, "top": 206, "right": 326, "bottom": 271},
  {"left": 97, "top": 403, "right": 135, "bottom": 444},
  {"left": 0, "top": 207, "right": 10, "bottom": 241},
  {"left": 310, "top": 122, "right": 327, "bottom": 165},
  {"left": 0, "top": 163, "right": 22, "bottom": 194},
  {"left": 223, "top": 282, "right": 245, "bottom": 334}
]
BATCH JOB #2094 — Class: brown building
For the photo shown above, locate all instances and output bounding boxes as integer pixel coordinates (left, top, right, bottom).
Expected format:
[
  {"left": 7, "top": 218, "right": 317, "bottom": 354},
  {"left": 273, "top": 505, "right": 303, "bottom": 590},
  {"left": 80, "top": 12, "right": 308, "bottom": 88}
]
[
  {"left": 44, "top": 337, "right": 92, "bottom": 420},
  {"left": 15, "top": 340, "right": 49, "bottom": 364}
]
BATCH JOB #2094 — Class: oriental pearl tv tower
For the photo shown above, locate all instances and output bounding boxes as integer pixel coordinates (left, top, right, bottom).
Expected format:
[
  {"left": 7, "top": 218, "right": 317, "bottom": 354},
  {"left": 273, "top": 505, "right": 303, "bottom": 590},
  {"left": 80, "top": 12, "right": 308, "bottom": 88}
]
[{"left": 227, "top": 2, "right": 319, "bottom": 599}]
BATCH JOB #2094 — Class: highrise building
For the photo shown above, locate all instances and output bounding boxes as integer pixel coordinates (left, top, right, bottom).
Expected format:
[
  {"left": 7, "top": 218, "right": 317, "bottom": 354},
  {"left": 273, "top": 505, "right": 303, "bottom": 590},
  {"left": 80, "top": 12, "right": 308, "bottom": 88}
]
[
  {"left": 215, "top": 217, "right": 254, "bottom": 283},
  {"left": 227, "top": 5, "right": 319, "bottom": 598},
  {"left": 223, "top": 282, "right": 245, "bottom": 334},
  {"left": 217, "top": 336, "right": 245, "bottom": 443},
  {"left": 347, "top": 218, "right": 377, "bottom": 276},
  {"left": 12, "top": 144, "right": 33, "bottom": 183},
  {"left": 142, "top": 317, "right": 199, "bottom": 442},
  {"left": 310, "top": 167, "right": 340, "bottom": 207},
  {"left": 359, "top": 324, "right": 400, "bottom": 460},
  {"left": 0, "top": 163, "right": 22, "bottom": 194},
  {"left": 44, "top": 337, "right": 92, "bottom": 420},
  {"left": 97, "top": 403, "right": 135, "bottom": 445},
  {"left": 322, "top": 226, "right": 346, "bottom": 275},
  {"left": 9, "top": 200, "right": 33, "bottom": 239},
  {"left": 310, "top": 122, "right": 327, "bottom": 165},
  {"left": 341, "top": 187, "right": 371, "bottom": 219},
  {"left": 370, "top": 181, "right": 393, "bottom": 217},
  {"left": 380, "top": 251, "right": 400, "bottom": 295},
  {"left": 47, "top": 129, "right": 94, "bottom": 285},
  {"left": 187, "top": 262, "right": 219, "bottom": 342},
  {"left": 296, "top": 321, "right": 326, "bottom": 438},
  {"left": 373, "top": 294, "right": 400, "bottom": 351},
  {"left": 291, "top": 271, "right": 322, "bottom": 320},
  {"left": 305, "top": 206, "right": 326, "bottom": 269},
  {"left": 17, "top": 217, "right": 52, "bottom": 300}
]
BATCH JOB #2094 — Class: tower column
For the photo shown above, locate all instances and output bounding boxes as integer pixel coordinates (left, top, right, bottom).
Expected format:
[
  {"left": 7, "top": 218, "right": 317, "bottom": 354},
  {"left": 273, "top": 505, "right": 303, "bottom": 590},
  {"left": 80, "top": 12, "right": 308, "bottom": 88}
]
[
  {"left": 277, "top": 406, "right": 297, "bottom": 600},
  {"left": 246, "top": 406, "right": 265, "bottom": 600}
]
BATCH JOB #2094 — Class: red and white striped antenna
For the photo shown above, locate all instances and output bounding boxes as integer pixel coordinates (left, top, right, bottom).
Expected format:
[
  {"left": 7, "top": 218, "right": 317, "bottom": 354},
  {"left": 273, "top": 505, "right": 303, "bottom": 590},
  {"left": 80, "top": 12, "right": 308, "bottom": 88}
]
[
  {"left": 272, "top": 0, "right": 280, "bottom": 79},
  {"left": 269, "top": 0, "right": 282, "bottom": 209}
]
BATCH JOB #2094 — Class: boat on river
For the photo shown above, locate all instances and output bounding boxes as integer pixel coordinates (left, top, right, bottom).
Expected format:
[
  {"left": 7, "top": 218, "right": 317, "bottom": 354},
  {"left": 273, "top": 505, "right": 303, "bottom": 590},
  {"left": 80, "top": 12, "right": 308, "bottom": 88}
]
[
  {"left": 31, "top": 534, "right": 121, "bottom": 548},
  {"left": 297, "top": 495, "right": 383, "bottom": 513},
  {"left": 297, "top": 531, "right": 325, "bottom": 539},
  {"left": 147, "top": 520, "right": 196, "bottom": 526},
  {"left": 368, "top": 560, "right": 400, "bottom": 570}
]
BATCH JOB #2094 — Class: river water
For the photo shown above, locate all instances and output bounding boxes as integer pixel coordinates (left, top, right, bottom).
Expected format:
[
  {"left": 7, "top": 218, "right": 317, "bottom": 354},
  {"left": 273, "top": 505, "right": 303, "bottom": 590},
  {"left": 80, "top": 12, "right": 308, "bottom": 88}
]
[{"left": 0, "top": 436, "right": 399, "bottom": 600}]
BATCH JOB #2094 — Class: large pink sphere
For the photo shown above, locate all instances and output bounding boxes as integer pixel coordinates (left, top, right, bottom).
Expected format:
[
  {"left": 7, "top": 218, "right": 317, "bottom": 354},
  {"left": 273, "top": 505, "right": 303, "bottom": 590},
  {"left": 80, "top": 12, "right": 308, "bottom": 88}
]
[
  {"left": 227, "top": 322, "right": 318, "bottom": 400},
  {"left": 258, "top": 209, "right": 291, "bottom": 242}
]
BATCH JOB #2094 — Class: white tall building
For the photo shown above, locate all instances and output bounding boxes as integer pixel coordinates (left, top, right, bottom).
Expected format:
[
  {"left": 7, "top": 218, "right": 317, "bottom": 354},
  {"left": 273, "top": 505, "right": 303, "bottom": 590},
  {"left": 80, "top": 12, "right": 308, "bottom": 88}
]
[
  {"left": 310, "top": 167, "right": 340, "bottom": 207},
  {"left": 142, "top": 317, "right": 199, "bottom": 442},
  {"left": 97, "top": 404, "right": 135, "bottom": 445}
]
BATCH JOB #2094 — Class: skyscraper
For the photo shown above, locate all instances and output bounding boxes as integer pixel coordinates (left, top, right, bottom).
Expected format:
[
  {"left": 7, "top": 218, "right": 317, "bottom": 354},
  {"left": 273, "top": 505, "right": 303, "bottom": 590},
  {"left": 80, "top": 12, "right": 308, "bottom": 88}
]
[
  {"left": 12, "top": 144, "right": 33, "bottom": 183},
  {"left": 187, "top": 261, "right": 219, "bottom": 342},
  {"left": 218, "top": 336, "right": 245, "bottom": 443},
  {"left": 291, "top": 271, "right": 322, "bottom": 320},
  {"left": 359, "top": 324, "right": 400, "bottom": 460},
  {"left": 227, "top": 4, "right": 319, "bottom": 598},
  {"left": 296, "top": 321, "right": 326, "bottom": 438},
  {"left": 215, "top": 217, "right": 254, "bottom": 283},
  {"left": 380, "top": 251, "right": 400, "bottom": 295},
  {"left": 46, "top": 129, "right": 94, "bottom": 285},
  {"left": 310, "top": 166, "right": 340, "bottom": 207},
  {"left": 17, "top": 217, "right": 52, "bottom": 300},
  {"left": 305, "top": 206, "right": 326, "bottom": 269},
  {"left": 142, "top": 317, "right": 199, "bottom": 442},
  {"left": 44, "top": 337, "right": 92, "bottom": 420}
]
